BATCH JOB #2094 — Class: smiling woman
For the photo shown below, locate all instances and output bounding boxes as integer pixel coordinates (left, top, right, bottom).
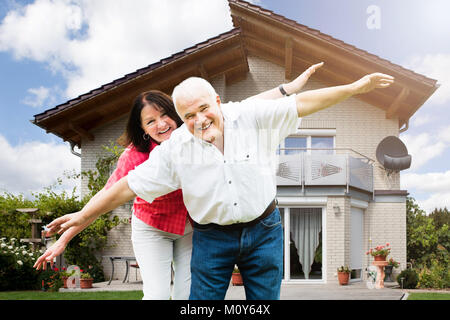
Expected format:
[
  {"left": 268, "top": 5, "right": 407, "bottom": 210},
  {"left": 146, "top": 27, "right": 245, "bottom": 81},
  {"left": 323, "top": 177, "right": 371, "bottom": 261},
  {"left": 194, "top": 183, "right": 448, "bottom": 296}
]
[{"left": 127, "top": 90, "right": 183, "bottom": 152}]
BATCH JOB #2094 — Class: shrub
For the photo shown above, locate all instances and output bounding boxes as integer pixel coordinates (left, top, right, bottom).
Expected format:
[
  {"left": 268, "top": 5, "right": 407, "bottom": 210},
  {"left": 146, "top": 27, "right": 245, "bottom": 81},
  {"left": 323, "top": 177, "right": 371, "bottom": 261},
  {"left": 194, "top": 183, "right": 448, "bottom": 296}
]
[
  {"left": 0, "top": 143, "right": 127, "bottom": 288},
  {"left": 417, "top": 259, "right": 450, "bottom": 289},
  {"left": 397, "top": 269, "right": 419, "bottom": 289},
  {"left": 0, "top": 238, "right": 41, "bottom": 291},
  {"left": 37, "top": 268, "right": 63, "bottom": 292}
]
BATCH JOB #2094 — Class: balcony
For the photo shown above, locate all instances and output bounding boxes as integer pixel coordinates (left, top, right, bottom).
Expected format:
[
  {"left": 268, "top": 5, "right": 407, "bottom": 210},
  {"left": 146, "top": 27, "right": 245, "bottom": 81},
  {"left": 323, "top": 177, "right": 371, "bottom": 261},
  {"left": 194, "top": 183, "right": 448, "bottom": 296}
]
[{"left": 276, "top": 148, "right": 375, "bottom": 194}]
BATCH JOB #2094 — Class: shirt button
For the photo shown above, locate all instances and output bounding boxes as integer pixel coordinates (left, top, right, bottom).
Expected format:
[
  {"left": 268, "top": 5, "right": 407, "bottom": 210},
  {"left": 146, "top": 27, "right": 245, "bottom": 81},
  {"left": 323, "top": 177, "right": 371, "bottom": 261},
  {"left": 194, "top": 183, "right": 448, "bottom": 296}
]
[
  {"left": 234, "top": 203, "right": 237, "bottom": 206},
  {"left": 228, "top": 180, "right": 232, "bottom": 184}
]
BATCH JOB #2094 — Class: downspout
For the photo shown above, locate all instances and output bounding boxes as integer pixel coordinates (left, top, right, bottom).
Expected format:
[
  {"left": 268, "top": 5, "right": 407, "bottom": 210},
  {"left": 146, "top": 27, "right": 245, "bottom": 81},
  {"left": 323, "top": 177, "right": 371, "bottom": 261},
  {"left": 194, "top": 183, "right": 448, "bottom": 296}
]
[{"left": 70, "top": 142, "right": 81, "bottom": 157}]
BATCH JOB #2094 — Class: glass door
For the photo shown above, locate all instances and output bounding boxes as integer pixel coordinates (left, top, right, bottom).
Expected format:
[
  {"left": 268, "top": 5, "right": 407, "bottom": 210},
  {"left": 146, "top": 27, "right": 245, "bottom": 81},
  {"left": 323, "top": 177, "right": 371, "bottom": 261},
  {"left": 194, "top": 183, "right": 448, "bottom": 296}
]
[{"left": 280, "top": 207, "right": 323, "bottom": 281}]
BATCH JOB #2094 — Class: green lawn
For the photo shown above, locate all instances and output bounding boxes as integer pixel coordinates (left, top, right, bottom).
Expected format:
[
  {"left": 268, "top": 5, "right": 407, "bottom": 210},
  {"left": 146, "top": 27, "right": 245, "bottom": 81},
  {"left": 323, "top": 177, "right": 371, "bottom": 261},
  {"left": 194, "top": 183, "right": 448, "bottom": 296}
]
[
  {"left": 407, "top": 292, "right": 450, "bottom": 300},
  {"left": 0, "top": 290, "right": 143, "bottom": 300}
]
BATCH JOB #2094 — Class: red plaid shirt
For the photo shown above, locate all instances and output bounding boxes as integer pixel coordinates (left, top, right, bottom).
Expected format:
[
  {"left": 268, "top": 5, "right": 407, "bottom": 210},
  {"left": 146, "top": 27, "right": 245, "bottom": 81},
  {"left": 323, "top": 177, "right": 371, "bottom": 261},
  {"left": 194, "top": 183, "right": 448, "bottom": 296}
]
[{"left": 105, "top": 141, "right": 188, "bottom": 235}]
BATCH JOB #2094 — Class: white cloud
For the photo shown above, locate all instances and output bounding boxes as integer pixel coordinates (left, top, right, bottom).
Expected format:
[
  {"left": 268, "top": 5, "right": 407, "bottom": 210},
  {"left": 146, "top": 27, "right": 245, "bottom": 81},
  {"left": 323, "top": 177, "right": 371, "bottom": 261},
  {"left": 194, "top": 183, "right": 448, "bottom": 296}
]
[
  {"left": 402, "top": 171, "right": 450, "bottom": 213},
  {"left": 400, "top": 128, "right": 450, "bottom": 213},
  {"left": 410, "top": 112, "right": 434, "bottom": 127},
  {"left": 22, "top": 86, "right": 50, "bottom": 108},
  {"left": 0, "top": 134, "right": 80, "bottom": 196},
  {"left": 0, "top": 0, "right": 233, "bottom": 99},
  {"left": 21, "top": 85, "right": 63, "bottom": 108},
  {"left": 402, "top": 171, "right": 450, "bottom": 194},
  {"left": 437, "top": 126, "right": 450, "bottom": 144},
  {"left": 400, "top": 132, "right": 446, "bottom": 170},
  {"left": 404, "top": 53, "right": 450, "bottom": 105}
]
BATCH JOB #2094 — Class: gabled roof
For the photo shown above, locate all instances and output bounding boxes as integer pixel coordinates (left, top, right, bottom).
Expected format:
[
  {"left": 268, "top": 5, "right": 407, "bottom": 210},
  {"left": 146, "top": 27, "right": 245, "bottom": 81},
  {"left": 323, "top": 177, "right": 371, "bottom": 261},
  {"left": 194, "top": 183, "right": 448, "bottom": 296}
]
[{"left": 33, "top": 0, "right": 438, "bottom": 148}]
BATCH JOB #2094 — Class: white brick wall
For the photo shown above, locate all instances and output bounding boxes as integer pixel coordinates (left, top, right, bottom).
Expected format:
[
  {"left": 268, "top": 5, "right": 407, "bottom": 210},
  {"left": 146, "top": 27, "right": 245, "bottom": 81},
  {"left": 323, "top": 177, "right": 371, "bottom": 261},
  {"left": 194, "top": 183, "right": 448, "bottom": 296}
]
[{"left": 81, "top": 115, "right": 137, "bottom": 281}]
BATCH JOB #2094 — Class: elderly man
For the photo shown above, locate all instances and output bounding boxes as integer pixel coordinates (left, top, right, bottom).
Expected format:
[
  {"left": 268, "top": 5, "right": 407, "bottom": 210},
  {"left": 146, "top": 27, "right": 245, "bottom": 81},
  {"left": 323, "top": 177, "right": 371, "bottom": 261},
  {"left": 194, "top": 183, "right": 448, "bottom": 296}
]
[{"left": 41, "top": 68, "right": 393, "bottom": 299}]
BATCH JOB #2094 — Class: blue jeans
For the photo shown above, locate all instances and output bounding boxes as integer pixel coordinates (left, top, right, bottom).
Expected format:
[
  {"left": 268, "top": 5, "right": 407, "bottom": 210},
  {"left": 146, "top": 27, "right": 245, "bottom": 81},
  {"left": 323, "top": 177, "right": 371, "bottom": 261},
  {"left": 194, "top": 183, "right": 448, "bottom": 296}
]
[{"left": 189, "top": 208, "right": 283, "bottom": 300}]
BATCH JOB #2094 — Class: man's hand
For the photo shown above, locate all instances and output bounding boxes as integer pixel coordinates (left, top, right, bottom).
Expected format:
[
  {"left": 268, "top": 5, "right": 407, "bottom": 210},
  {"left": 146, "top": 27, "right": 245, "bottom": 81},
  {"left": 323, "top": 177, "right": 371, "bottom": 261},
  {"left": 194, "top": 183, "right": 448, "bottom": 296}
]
[
  {"left": 33, "top": 238, "right": 67, "bottom": 270},
  {"left": 296, "top": 72, "right": 394, "bottom": 117},
  {"left": 351, "top": 73, "right": 394, "bottom": 95},
  {"left": 285, "top": 62, "right": 324, "bottom": 94}
]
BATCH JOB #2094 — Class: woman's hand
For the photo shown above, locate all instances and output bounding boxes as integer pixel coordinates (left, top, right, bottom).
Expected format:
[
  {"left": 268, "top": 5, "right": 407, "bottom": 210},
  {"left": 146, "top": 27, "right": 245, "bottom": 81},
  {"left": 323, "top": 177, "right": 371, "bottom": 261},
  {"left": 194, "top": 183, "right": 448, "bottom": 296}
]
[
  {"left": 46, "top": 212, "right": 88, "bottom": 235},
  {"left": 33, "top": 238, "right": 67, "bottom": 270},
  {"left": 285, "top": 62, "right": 324, "bottom": 94}
]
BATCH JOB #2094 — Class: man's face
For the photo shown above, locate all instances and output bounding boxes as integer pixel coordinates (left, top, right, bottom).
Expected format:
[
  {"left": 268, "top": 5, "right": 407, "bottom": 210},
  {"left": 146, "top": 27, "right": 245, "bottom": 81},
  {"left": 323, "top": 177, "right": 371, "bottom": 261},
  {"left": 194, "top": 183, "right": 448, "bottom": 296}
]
[{"left": 177, "top": 90, "right": 224, "bottom": 144}]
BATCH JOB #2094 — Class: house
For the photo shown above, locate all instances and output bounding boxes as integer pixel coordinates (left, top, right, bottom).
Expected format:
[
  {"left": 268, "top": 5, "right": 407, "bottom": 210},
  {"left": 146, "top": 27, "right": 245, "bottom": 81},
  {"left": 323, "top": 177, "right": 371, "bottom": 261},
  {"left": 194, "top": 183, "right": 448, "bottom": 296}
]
[{"left": 33, "top": 0, "right": 438, "bottom": 284}]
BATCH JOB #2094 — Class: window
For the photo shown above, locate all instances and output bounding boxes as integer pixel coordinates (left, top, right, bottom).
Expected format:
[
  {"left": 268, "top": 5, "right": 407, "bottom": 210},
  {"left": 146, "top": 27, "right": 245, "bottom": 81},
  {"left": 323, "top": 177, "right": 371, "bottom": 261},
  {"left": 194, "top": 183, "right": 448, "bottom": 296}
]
[
  {"left": 278, "top": 133, "right": 335, "bottom": 155},
  {"left": 311, "top": 137, "right": 334, "bottom": 154},
  {"left": 284, "top": 137, "right": 306, "bottom": 155}
]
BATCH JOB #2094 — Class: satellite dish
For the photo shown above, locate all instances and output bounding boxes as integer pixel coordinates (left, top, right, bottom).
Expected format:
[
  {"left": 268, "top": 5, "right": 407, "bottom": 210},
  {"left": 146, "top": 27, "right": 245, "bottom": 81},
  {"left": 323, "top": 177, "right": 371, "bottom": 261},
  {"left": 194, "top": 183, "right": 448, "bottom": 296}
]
[{"left": 375, "top": 136, "right": 411, "bottom": 171}]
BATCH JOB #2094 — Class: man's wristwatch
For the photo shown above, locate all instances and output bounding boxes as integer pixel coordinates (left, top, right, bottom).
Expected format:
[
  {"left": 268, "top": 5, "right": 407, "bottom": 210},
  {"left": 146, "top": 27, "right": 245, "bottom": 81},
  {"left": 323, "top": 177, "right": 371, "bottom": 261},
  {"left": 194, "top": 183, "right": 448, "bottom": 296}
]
[{"left": 278, "top": 84, "right": 289, "bottom": 96}]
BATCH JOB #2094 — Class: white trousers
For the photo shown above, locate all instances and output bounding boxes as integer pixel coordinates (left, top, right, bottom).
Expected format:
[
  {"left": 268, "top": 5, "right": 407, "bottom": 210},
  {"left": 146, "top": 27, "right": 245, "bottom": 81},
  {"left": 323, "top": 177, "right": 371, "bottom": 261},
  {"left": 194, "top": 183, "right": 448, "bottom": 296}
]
[{"left": 131, "top": 215, "right": 193, "bottom": 300}]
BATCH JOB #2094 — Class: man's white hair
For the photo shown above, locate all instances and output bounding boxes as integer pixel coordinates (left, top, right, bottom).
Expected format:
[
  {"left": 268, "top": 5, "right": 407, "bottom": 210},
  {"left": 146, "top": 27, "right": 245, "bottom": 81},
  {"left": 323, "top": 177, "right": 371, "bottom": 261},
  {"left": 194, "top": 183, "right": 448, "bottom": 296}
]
[{"left": 172, "top": 77, "right": 218, "bottom": 113}]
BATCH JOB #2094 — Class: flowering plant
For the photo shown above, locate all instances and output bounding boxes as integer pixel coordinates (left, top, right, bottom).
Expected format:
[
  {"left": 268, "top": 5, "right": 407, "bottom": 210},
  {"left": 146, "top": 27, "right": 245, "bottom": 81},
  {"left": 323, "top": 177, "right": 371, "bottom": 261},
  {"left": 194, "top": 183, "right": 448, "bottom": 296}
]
[
  {"left": 388, "top": 258, "right": 400, "bottom": 268},
  {"left": 366, "top": 243, "right": 391, "bottom": 257},
  {"left": 0, "top": 237, "right": 41, "bottom": 267},
  {"left": 337, "top": 265, "right": 351, "bottom": 273}
]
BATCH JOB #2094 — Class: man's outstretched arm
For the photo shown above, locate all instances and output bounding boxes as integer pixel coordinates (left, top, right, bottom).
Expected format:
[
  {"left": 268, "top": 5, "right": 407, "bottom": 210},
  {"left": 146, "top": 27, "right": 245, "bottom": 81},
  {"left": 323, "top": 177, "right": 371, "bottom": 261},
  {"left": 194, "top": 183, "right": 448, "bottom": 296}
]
[
  {"left": 46, "top": 177, "right": 136, "bottom": 235},
  {"left": 296, "top": 73, "right": 394, "bottom": 117}
]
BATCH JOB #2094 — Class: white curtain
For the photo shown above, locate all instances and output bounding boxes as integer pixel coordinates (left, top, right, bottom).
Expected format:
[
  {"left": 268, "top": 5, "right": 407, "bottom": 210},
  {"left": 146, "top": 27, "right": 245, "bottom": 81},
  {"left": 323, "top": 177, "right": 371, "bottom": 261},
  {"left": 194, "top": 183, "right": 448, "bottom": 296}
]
[{"left": 290, "top": 208, "right": 322, "bottom": 279}]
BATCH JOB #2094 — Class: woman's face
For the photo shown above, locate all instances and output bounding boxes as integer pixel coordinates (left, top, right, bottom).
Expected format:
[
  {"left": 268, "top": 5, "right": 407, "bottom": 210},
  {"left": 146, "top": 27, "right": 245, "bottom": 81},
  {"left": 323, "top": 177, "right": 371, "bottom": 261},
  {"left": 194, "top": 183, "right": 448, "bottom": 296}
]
[{"left": 140, "top": 103, "right": 178, "bottom": 143}]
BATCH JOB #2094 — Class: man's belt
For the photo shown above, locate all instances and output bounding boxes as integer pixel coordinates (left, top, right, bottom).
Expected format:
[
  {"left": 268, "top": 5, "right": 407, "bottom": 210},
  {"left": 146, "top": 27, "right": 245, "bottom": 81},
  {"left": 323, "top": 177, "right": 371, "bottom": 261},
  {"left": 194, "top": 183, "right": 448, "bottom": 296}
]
[{"left": 193, "top": 199, "right": 277, "bottom": 231}]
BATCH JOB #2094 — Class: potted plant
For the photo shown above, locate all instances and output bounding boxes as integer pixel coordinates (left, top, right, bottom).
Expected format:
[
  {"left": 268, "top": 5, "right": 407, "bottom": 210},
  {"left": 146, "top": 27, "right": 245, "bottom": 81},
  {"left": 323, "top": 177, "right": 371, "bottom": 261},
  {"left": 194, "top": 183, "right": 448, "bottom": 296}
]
[
  {"left": 384, "top": 258, "right": 399, "bottom": 282},
  {"left": 60, "top": 268, "right": 76, "bottom": 288},
  {"left": 80, "top": 271, "right": 94, "bottom": 289},
  {"left": 366, "top": 242, "right": 391, "bottom": 261},
  {"left": 231, "top": 266, "right": 243, "bottom": 286},
  {"left": 337, "top": 265, "right": 351, "bottom": 285}
]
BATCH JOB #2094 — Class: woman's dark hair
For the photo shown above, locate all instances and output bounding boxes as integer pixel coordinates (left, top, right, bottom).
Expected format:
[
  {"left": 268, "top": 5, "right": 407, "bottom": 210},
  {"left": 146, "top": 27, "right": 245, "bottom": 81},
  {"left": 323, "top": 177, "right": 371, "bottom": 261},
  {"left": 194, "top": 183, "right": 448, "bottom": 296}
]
[{"left": 126, "top": 90, "right": 183, "bottom": 153}]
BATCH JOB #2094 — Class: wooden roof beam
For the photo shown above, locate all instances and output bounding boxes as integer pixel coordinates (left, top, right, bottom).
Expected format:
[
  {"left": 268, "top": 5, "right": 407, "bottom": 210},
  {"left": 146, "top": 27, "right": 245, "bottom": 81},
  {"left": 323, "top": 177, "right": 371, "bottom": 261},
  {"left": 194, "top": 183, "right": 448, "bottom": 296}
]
[
  {"left": 69, "top": 122, "right": 94, "bottom": 141},
  {"left": 386, "top": 87, "right": 410, "bottom": 119},
  {"left": 197, "top": 64, "right": 209, "bottom": 81},
  {"left": 285, "top": 37, "right": 293, "bottom": 80}
]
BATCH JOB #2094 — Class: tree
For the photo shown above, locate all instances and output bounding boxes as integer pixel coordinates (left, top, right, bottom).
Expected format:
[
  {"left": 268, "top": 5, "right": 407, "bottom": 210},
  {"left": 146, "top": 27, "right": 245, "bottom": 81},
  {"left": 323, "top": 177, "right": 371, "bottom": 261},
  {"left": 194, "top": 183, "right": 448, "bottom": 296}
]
[
  {"left": 406, "top": 197, "right": 449, "bottom": 268},
  {"left": 429, "top": 207, "right": 450, "bottom": 230}
]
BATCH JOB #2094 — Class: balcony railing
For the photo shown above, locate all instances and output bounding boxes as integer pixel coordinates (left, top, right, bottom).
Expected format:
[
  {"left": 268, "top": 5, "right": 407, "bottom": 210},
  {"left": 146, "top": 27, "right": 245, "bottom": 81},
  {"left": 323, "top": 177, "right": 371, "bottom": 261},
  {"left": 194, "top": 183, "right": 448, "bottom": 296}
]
[{"left": 276, "top": 148, "right": 375, "bottom": 193}]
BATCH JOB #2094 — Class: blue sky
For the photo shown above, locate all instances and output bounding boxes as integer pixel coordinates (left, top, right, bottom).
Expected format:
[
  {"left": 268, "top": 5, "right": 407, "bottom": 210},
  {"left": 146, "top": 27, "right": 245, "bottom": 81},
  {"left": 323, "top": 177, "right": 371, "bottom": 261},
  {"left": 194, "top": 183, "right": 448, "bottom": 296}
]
[{"left": 0, "top": 0, "right": 449, "bottom": 213}]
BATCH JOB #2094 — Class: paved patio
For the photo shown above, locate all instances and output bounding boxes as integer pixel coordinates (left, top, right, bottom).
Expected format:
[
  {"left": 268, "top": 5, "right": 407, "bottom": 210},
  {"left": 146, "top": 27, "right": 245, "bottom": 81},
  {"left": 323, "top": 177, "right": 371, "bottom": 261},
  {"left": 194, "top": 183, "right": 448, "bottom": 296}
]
[{"left": 60, "top": 280, "right": 405, "bottom": 300}]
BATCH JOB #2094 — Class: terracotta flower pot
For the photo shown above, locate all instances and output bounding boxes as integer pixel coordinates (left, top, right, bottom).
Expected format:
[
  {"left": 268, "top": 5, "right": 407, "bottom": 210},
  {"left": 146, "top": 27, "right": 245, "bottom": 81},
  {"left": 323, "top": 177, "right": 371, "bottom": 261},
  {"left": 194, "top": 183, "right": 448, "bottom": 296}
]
[
  {"left": 232, "top": 273, "right": 243, "bottom": 286},
  {"left": 62, "top": 276, "right": 76, "bottom": 288},
  {"left": 80, "top": 278, "right": 93, "bottom": 289},
  {"left": 338, "top": 272, "right": 350, "bottom": 285},
  {"left": 374, "top": 255, "right": 387, "bottom": 261}
]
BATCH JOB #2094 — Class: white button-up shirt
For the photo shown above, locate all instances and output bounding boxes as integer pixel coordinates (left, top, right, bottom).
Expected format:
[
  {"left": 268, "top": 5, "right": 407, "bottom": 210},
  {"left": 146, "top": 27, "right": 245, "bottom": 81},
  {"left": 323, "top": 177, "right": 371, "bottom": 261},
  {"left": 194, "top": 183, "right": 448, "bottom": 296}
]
[{"left": 127, "top": 95, "right": 300, "bottom": 225}]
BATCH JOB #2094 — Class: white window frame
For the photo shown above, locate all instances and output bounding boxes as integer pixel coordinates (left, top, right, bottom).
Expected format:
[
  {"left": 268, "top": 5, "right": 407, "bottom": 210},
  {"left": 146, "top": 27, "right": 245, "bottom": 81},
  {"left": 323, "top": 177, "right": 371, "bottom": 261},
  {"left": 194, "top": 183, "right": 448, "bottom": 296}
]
[{"left": 280, "top": 129, "right": 336, "bottom": 155}]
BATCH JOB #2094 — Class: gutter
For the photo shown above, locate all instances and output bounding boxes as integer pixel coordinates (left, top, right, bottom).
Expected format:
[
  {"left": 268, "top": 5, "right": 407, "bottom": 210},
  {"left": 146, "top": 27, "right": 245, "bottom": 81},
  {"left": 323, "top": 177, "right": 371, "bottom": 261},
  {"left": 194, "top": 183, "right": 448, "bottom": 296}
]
[
  {"left": 399, "top": 119, "right": 409, "bottom": 133},
  {"left": 70, "top": 142, "right": 81, "bottom": 157}
]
